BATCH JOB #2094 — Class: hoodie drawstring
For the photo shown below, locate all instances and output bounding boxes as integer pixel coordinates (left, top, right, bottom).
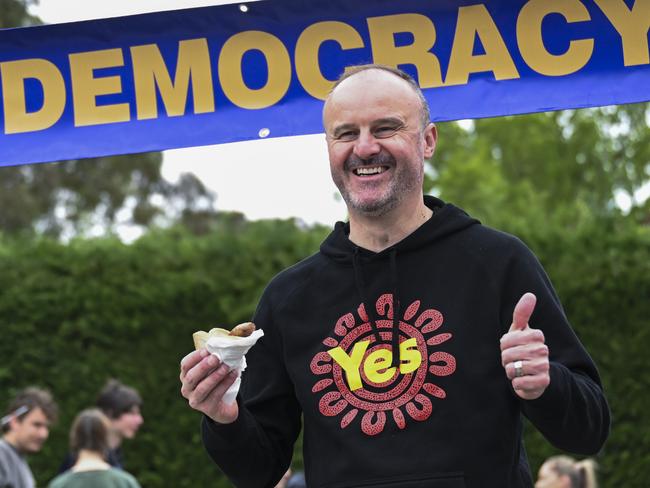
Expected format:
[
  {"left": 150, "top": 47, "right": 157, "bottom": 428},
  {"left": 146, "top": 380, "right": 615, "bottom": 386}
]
[
  {"left": 352, "top": 247, "right": 381, "bottom": 343},
  {"left": 390, "top": 248, "right": 401, "bottom": 368},
  {"left": 351, "top": 247, "right": 402, "bottom": 368}
]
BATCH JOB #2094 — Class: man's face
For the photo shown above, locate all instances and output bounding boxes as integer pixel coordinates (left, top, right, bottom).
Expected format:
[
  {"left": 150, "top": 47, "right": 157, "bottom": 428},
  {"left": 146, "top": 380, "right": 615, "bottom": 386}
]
[
  {"left": 7, "top": 407, "right": 50, "bottom": 454},
  {"left": 323, "top": 70, "right": 436, "bottom": 217},
  {"left": 111, "top": 405, "right": 143, "bottom": 440}
]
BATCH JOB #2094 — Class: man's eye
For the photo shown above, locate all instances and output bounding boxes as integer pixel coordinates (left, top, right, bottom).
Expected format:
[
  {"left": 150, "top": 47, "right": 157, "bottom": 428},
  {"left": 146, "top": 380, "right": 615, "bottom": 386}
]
[
  {"left": 337, "top": 132, "right": 357, "bottom": 141},
  {"left": 375, "top": 127, "right": 397, "bottom": 137}
]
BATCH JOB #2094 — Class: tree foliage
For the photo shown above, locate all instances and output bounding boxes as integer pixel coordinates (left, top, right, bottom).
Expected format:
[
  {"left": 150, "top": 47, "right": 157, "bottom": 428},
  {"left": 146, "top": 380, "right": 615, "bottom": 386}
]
[
  {"left": 429, "top": 104, "right": 650, "bottom": 231},
  {"left": 0, "top": 0, "right": 39, "bottom": 28},
  {"left": 0, "top": 153, "right": 216, "bottom": 238},
  {"left": 0, "top": 1, "right": 217, "bottom": 239}
]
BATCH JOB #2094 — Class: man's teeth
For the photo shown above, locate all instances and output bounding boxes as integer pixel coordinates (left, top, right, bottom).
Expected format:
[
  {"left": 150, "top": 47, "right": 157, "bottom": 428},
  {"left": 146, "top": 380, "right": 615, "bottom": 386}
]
[{"left": 355, "top": 166, "right": 385, "bottom": 175}]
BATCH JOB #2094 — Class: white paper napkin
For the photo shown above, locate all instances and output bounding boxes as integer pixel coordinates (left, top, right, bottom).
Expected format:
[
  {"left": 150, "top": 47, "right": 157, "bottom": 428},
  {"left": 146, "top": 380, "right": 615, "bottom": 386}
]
[{"left": 205, "top": 329, "right": 264, "bottom": 404}]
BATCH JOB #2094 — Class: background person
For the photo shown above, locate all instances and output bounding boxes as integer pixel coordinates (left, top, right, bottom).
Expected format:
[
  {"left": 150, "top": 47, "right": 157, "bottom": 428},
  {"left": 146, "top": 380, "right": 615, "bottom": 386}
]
[
  {"left": 275, "top": 467, "right": 306, "bottom": 488},
  {"left": 180, "top": 64, "right": 610, "bottom": 487},
  {"left": 535, "top": 455, "right": 598, "bottom": 488},
  {"left": 48, "top": 408, "right": 140, "bottom": 488},
  {"left": 274, "top": 467, "right": 292, "bottom": 488},
  {"left": 0, "top": 387, "right": 58, "bottom": 488},
  {"left": 59, "top": 379, "right": 143, "bottom": 472},
  {"left": 286, "top": 470, "right": 306, "bottom": 488}
]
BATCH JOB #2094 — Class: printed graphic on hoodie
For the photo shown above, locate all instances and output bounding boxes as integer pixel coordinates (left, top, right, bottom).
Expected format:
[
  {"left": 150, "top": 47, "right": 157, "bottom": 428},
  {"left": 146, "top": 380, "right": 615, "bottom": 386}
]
[{"left": 310, "top": 293, "right": 456, "bottom": 436}]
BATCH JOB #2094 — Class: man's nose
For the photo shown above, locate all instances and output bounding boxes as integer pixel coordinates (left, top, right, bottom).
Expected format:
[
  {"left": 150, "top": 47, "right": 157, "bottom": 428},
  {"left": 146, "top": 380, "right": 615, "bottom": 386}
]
[{"left": 353, "top": 131, "right": 380, "bottom": 160}]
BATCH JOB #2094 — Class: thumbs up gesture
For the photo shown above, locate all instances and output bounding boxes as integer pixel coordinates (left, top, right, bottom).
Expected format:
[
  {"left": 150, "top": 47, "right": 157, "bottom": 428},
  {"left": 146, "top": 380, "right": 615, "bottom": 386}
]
[{"left": 500, "top": 293, "right": 550, "bottom": 400}]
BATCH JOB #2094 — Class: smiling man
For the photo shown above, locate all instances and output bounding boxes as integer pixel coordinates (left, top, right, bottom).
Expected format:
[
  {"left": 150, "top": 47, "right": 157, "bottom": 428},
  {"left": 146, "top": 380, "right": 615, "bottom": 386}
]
[
  {"left": 180, "top": 64, "right": 610, "bottom": 488},
  {"left": 1, "top": 387, "right": 58, "bottom": 488},
  {"left": 324, "top": 67, "right": 436, "bottom": 250}
]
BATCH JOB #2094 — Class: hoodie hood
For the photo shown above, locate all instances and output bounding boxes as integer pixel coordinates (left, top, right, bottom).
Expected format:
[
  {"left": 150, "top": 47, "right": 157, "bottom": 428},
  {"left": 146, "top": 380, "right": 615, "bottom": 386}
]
[
  {"left": 319, "top": 196, "right": 479, "bottom": 367},
  {"left": 320, "top": 196, "right": 479, "bottom": 262}
]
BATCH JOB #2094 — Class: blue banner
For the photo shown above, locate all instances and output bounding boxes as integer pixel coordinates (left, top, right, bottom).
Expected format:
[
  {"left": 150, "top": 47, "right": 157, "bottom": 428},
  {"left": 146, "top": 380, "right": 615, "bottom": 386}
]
[{"left": 1, "top": 0, "right": 649, "bottom": 166}]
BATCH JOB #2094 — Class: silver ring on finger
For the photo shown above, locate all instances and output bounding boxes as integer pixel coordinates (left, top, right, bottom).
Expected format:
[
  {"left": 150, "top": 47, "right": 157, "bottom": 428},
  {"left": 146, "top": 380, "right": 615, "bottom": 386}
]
[{"left": 514, "top": 360, "right": 524, "bottom": 378}]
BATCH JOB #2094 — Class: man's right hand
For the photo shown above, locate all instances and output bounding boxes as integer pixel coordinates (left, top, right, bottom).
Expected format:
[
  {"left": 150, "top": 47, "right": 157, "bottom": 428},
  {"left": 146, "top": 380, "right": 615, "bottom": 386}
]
[{"left": 180, "top": 349, "right": 240, "bottom": 424}]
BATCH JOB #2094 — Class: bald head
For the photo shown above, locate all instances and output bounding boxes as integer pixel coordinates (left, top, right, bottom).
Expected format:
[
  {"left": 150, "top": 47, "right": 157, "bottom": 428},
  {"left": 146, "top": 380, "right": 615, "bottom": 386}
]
[{"left": 324, "top": 64, "right": 431, "bottom": 131}]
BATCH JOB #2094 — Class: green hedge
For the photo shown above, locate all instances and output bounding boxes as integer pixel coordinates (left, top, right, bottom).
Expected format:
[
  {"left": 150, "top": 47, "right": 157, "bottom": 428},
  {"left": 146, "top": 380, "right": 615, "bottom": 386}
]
[
  {"left": 0, "top": 219, "right": 327, "bottom": 488},
  {"left": 519, "top": 218, "right": 650, "bottom": 486},
  {"left": 0, "top": 217, "right": 648, "bottom": 487}
]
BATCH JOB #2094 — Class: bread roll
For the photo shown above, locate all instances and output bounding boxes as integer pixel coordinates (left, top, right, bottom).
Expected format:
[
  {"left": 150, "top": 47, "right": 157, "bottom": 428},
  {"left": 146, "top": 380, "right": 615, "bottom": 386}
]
[{"left": 192, "top": 322, "right": 256, "bottom": 350}]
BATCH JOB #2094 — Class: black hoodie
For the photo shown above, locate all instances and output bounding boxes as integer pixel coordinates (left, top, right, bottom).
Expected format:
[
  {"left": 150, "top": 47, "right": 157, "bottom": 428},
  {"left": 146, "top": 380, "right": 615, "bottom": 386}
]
[{"left": 202, "top": 196, "right": 610, "bottom": 488}]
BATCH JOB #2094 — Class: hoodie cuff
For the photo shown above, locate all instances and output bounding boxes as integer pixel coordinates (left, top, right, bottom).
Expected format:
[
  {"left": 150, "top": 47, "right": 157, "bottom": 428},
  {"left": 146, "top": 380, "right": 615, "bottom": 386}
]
[
  {"left": 521, "top": 362, "right": 569, "bottom": 416},
  {"left": 201, "top": 397, "right": 248, "bottom": 438},
  {"left": 203, "top": 413, "right": 242, "bottom": 433}
]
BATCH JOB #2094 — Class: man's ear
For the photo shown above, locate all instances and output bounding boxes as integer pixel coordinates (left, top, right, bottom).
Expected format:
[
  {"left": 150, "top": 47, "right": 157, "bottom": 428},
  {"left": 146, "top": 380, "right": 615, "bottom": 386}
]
[{"left": 423, "top": 123, "right": 437, "bottom": 159}]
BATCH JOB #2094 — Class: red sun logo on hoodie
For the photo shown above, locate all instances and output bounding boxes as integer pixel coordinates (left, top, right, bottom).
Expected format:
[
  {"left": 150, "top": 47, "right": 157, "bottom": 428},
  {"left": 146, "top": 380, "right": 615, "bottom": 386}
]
[{"left": 310, "top": 293, "right": 457, "bottom": 436}]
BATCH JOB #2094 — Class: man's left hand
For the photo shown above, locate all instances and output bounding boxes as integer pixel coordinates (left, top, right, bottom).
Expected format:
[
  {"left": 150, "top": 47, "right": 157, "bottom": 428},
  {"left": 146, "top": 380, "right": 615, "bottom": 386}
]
[{"left": 500, "top": 292, "right": 550, "bottom": 400}]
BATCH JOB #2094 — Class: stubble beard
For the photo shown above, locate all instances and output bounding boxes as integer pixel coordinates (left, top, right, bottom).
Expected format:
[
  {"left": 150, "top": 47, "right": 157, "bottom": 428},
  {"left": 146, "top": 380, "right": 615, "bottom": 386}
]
[{"left": 333, "top": 152, "right": 424, "bottom": 217}]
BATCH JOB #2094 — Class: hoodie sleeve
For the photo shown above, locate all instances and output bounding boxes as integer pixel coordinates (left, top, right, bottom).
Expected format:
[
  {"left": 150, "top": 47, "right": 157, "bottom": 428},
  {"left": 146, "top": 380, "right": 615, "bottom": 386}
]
[
  {"left": 201, "top": 286, "right": 302, "bottom": 488},
  {"left": 500, "top": 237, "right": 610, "bottom": 454}
]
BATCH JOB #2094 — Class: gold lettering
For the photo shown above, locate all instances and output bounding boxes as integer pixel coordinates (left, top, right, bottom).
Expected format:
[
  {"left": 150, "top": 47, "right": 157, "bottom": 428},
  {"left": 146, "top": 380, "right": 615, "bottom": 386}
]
[
  {"left": 517, "top": 0, "right": 594, "bottom": 76},
  {"left": 69, "top": 48, "right": 130, "bottom": 126},
  {"left": 131, "top": 38, "right": 215, "bottom": 120},
  {"left": 1, "top": 59, "right": 65, "bottom": 134},
  {"left": 367, "top": 13, "right": 443, "bottom": 88},
  {"left": 446, "top": 4, "right": 519, "bottom": 86},
  {"left": 593, "top": 0, "right": 650, "bottom": 66},
  {"left": 295, "top": 21, "right": 364, "bottom": 100},
  {"left": 218, "top": 31, "right": 291, "bottom": 109}
]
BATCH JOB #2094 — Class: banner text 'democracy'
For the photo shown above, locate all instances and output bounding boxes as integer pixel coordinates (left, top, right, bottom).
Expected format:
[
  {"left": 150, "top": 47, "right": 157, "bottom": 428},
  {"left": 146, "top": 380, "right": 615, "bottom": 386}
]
[{"left": 0, "top": 0, "right": 649, "bottom": 165}]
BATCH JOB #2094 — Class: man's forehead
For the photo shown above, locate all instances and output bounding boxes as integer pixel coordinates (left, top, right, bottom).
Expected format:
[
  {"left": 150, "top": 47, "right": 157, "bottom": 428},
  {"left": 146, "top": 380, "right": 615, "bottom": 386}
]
[
  {"left": 323, "top": 70, "right": 420, "bottom": 127},
  {"left": 24, "top": 407, "right": 48, "bottom": 423},
  {"left": 332, "top": 68, "right": 412, "bottom": 94}
]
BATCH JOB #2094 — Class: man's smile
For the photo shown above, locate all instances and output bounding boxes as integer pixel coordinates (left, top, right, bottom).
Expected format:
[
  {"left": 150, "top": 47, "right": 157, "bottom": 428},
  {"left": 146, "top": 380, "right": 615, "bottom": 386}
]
[{"left": 353, "top": 166, "right": 389, "bottom": 176}]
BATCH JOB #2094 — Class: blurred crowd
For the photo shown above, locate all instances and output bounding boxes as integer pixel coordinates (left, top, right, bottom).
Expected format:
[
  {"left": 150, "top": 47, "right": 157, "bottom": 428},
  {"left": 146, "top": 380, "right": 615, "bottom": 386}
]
[
  {"left": 1, "top": 380, "right": 143, "bottom": 488},
  {"left": 1, "top": 382, "right": 596, "bottom": 488}
]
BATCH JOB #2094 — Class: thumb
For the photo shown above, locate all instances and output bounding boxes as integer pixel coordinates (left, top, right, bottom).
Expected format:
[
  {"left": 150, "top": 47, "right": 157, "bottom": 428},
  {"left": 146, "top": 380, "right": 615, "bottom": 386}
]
[{"left": 510, "top": 292, "right": 537, "bottom": 331}]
